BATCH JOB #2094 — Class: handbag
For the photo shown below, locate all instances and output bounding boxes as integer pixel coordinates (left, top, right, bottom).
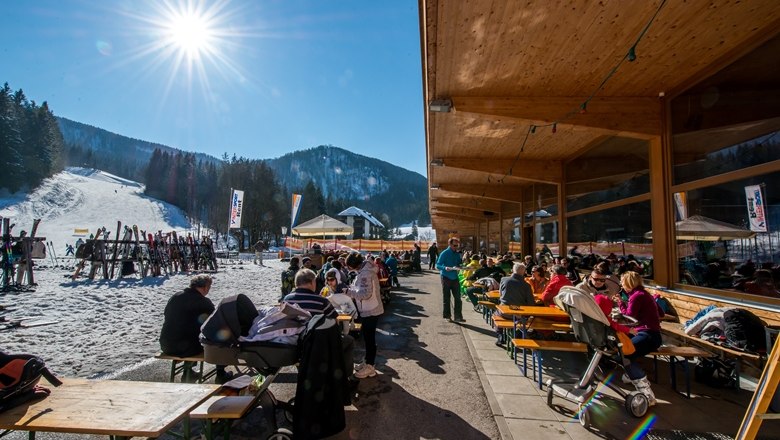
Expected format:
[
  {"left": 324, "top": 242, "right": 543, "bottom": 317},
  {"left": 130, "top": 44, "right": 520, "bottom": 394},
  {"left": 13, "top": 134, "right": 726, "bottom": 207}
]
[{"left": 616, "top": 331, "right": 636, "bottom": 356}]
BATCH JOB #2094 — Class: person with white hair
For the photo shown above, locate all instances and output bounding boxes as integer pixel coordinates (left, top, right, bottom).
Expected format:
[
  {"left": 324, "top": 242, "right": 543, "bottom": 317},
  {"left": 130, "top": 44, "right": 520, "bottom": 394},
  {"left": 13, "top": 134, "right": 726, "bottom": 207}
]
[{"left": 494, "top": 262, "right": 535, "bottom": 346}]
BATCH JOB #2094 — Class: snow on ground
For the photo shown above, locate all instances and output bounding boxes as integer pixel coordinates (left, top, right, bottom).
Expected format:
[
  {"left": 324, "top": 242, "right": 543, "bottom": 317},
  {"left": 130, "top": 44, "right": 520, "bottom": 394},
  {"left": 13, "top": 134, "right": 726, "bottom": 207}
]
[
  {"left": 0, "top": 167, "right": 277, "bottom": 378},
  {"left": 0, "top": 257, "right": 286, "bottom": 378},
  {"left": 392, "top": 224, "right": 436, "bottom": 243},
  {"left": 0, "top": 167, "right": 192, "bottom": 251}
]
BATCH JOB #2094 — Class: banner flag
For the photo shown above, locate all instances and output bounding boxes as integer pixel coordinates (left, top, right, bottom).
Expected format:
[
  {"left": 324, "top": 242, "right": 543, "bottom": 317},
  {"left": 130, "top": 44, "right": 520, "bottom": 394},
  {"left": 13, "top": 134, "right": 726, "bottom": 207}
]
[
  {"left": 291, "top": 193, "right": 303, "bottom": 232},
  {"left": 673, "top": 192, "right": 687, "bottom": 220},
  {"left": 229, "top": 189, "right": 244, "bottom": 229},
  {"left": 745, "top": 185, "right": 768, "bottom": 232}
]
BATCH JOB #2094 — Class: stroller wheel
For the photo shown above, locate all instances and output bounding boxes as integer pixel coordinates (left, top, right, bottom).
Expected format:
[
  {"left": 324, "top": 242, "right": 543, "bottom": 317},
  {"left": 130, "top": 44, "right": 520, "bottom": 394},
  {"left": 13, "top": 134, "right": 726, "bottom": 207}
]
[
  {"left": 578, "top": 404, "right": 591, "bottom": 428},
  {"left": 284, "top": 397, "right": 295, "bottom": 423},
  {"left": 625, "top": 391, "right": 649, "bottom": 418},
  {"left": 267, "top": 428, "right": 293, "bottom": 440}
]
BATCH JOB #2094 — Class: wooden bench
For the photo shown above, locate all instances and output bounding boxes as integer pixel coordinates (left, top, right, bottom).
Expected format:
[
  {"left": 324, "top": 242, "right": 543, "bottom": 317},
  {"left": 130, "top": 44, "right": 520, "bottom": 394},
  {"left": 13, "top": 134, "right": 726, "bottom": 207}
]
[
  {"left": 477, "top": 300, "right": 496, "bottom": 322},
  {"left": 191, "top": 371, "right": 289, "bottom": 439},
  {"left": 648, "top": 345, "right": 713, "bottom": 398},
  {"left": 511, "top": 339, "right": 589, "bottom": 389},
  {"left": 657, "top": 320, "right": 761, "bottom": 390},
  {"left": 156, "top": 352, "right": 218, "bottom": 384},
  {"left": 649, "top": 286, "right": 779, "bottom": 389}
]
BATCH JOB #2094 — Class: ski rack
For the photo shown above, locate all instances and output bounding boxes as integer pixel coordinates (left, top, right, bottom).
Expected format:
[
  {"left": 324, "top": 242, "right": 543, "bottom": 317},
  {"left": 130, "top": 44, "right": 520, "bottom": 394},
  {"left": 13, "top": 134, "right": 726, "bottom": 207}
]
[
  {"left": 1, "top": 218, "right": 45, "bottom": 292},
  {"left": 70, "top": 223, "right": 219, "bottom": 281}
]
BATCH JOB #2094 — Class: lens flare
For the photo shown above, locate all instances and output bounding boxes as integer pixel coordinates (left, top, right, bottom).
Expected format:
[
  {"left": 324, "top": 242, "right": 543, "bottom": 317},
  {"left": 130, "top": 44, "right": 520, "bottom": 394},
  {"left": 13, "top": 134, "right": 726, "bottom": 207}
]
[{"left": 96, "top": 40, "right": 113, "bottom": 56}]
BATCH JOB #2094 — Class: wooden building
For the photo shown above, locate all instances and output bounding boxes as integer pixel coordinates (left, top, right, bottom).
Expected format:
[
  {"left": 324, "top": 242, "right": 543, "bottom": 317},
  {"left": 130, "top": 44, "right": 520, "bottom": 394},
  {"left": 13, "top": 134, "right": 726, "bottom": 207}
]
[{"left": 420, "top": 1, "right": 780, "bottom": 309}]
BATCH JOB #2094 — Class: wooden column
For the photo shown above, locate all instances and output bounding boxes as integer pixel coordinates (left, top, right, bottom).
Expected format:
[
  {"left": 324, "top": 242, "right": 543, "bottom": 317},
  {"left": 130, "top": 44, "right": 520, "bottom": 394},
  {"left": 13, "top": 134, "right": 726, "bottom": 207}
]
[
  {"left": 557, "top": 162, "right": 568, "bottom": 259},
  {"left": 649, "top": 99, "right": 675, "bottom": 286},
  {"left": 499, "top": 212, "right": 504, "bottom": 254},
  {"left": 485, "top": 219, "right": 490, "bottom": 254}
]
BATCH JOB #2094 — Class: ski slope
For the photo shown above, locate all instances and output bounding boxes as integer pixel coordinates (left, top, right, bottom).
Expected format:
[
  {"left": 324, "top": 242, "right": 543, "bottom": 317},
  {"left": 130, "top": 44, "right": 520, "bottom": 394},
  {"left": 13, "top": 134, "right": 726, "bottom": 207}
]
[{"left": 0, "top": 167, "right": 192, "bottom": 249}]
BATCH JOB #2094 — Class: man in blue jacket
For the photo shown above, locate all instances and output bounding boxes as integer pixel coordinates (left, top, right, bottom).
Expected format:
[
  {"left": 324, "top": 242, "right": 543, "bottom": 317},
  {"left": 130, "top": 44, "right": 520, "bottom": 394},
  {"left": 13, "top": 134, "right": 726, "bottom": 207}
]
[{"left": 435, "top": 237, "right": 464, "bottom": 322}]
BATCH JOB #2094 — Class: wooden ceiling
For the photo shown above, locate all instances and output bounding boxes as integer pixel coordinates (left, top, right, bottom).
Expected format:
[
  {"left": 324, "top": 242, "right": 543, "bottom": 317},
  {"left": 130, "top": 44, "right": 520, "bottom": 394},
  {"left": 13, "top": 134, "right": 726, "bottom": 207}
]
[{"left": 420, "top": 0, "right": 780, "bottom": 237}]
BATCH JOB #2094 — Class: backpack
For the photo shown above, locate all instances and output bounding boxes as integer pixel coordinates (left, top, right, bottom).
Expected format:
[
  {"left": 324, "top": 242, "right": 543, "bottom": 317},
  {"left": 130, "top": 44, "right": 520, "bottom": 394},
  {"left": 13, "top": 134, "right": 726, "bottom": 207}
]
[
  {"left": 280, "top": 267, "right": 297, "bottom": 296},
  {"left": 723, "top": 308, "right": 766, "bottom": 353},
  {"left": 0, "top": 352, "right": 62, "bottom": 413}
]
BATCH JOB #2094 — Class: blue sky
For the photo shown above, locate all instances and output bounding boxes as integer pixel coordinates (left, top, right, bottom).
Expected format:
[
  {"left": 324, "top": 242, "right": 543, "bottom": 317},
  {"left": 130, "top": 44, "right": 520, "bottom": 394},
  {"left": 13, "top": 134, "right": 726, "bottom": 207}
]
[{"left": 1, "top": 0, "right": 427, "bottom": 175}]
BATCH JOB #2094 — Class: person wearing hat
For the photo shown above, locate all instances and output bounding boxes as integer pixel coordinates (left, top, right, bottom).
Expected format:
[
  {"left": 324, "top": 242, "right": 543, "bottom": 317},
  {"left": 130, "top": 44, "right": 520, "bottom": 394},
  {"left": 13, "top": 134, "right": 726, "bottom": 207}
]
[{"left": 302, "top": 256, "right": 318, "bottom": 272}]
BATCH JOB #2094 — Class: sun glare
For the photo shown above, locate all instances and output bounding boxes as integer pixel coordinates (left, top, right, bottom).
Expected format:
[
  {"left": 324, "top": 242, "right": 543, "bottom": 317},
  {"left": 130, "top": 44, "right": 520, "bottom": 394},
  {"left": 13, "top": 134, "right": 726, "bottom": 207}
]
[{"left": 166, "top": 12, "right": 213, "bottom": 59}]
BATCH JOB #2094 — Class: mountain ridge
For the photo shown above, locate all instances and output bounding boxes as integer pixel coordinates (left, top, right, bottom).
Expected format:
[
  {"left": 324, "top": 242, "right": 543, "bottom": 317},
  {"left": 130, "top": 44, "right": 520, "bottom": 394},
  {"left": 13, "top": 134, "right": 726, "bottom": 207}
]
[{"left": 57, "top": 118, "right": 429, "bottom": 225}]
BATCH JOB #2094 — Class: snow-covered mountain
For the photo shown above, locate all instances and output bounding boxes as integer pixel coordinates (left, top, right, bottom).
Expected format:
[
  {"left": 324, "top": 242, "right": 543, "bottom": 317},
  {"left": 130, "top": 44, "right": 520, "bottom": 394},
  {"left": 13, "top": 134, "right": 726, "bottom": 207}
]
[{"left": 0, "top": 167, "right": 192, "bottom": 249}]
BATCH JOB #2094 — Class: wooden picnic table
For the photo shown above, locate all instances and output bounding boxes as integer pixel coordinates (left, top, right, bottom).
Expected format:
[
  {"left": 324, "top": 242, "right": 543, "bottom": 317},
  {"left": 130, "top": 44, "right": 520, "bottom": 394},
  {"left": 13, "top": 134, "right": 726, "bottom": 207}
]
[
  {"left": 495, "top": 305, "right": 569, "bottom": 340},
  {"left": 0, "top": 378, "right": 218, "bottom": 439},
  {"left": 483, "top": 291, "right": 544, "bottom": 305}
]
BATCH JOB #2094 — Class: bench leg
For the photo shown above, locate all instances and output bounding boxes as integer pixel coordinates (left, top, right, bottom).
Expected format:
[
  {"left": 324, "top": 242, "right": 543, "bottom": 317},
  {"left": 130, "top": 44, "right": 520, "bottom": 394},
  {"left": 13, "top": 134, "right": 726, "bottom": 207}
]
[
  {"left": 681, "top": 358, "right": 691, "bottom": 399},
  {"left": 669, "top": 356, "right": 678, "bottom": 393},
  {"left": 170, "top": 360, "right": 178, "bottom": 382},
  {"left": 537, "top": 351, "right": 544, "bottom": 390}
]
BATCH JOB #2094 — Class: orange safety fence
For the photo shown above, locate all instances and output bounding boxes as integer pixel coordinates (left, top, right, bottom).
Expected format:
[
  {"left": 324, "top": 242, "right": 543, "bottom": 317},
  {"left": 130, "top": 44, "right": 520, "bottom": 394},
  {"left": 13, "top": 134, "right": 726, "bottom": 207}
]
[{"left": 283, "top": 237, "right": 419, "bottom": 253}]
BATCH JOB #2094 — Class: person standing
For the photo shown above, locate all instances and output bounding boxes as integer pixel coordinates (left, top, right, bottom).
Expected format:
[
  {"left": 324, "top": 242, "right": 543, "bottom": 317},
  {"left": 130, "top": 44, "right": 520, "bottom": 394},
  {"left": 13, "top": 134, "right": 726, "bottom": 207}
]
[
  {"left": 159, "top": 274, "right": 230, "bottom": 383},
  {"left": 280, "top": 257, "right": 301, "bottom": 301},
  {"left": 427, "top": 242, "right": 439, "bottom": 270},
  {"left": 435, "top": 237, "right": 464, "bottom": 322},
  {"left": 345, "top": 253, "right": 384, "bottom": 379},
  {"left": 253, "top": 240, "right": 265, "bottom": 265}
]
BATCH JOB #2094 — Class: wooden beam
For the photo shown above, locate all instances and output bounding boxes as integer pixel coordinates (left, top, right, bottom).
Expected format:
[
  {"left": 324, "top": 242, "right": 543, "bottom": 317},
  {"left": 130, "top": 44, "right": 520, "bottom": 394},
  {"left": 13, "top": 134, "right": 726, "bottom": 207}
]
[
  {"left": 566, "top": 157, "right": 648, "bottom": 183},
  {"left": 436, "top": 184, "right": 524, "bottom": 203},
  {"left": 434, "top": 205, "right": 496, "bottom": 217},
  {"left": 439, "top": 158, "right": 562, "bottom": 184},
  {"left": 432, "top": 196, "right": 505, "bottom": 211},
  {"left": 431, "top": 212, "right": 484, "bottom": 222},
  {"left": 452, "top": 96, "right": 661, "bottom": 138},
  {"left": 432, "top": 210, "right": 489, "bottom": 222}
]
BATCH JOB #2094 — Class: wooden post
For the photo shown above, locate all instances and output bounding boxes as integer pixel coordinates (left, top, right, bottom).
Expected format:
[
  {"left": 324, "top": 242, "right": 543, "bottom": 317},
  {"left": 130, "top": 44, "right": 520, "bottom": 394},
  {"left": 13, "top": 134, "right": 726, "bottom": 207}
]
[{"left": 735, "top": 336, "right": 780, "bottom": 439}]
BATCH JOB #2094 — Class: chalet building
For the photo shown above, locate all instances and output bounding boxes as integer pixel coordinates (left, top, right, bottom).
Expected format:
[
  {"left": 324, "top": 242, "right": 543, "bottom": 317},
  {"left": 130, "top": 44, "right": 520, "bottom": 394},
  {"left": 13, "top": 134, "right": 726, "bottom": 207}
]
[{"left": 338, "top": 206, "right": 384, "bottom": 239}]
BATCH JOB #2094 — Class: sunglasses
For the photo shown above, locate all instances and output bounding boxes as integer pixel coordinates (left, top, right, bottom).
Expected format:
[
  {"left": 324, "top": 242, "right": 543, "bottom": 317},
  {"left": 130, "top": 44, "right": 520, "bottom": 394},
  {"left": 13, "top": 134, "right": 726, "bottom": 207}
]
[
  {"left": 326, "top": 278, "right": 336, "bottom": 281},
  {"left": 592, "top": 277, "right": 607, "bottom": 282}
]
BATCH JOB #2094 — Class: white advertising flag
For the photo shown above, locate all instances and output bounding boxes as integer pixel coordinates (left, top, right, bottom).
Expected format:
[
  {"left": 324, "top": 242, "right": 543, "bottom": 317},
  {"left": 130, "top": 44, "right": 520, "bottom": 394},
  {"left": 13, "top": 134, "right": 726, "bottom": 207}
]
[
  {"left": 229, "top": 189, "right": 244, "bottom": 229},
  {"left": 744, "top": 185, "right": 768, "bottom": 232},
  {"left": 291, "top": 193, "right": 303, "bottom": 231}
]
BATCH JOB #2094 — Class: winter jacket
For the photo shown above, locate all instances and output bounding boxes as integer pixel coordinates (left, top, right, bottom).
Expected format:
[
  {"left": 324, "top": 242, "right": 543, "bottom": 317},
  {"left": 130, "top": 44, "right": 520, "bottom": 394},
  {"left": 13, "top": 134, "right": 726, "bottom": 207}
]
[
  {"left": 499, "top": 274, "right": 535, "bottom": 306},
  {"left": 160, "top": 287, "right": 214, "bottom": 357},
  {"left": 541, "top": 274, "right": 573, "bottom": 307},
  {"left": 346, "top": 260, "right": 384, "bottom": 317},
  {"left": 618, "top": 286, "right": 661, "bottom": 333}
]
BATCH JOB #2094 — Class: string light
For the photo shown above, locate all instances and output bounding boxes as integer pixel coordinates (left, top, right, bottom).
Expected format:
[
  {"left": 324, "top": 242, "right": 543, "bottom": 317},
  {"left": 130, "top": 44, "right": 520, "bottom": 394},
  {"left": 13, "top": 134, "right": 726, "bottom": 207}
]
[
  {"left": 628, "top": 46, "right": 637, "bottom": 62},
  {"left": 485, "top": 0, "right": 667, "bottom": 189}
]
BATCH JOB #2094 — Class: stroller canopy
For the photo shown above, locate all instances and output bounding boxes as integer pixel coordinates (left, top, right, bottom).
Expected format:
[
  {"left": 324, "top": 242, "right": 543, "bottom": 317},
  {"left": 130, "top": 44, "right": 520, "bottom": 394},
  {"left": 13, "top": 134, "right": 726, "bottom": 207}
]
[{"left": 555, "top": 286, "right": 610, "bottom": 326}]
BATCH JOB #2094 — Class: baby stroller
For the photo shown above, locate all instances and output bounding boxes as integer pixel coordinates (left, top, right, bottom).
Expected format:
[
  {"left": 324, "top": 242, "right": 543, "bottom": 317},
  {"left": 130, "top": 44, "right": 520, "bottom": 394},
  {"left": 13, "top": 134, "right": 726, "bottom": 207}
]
[
  {"left": 546, "top": 286, "right": 649, "bottom": 428},
  {"left": 200, "top": 294, "right": 300, "bottom": 440}
]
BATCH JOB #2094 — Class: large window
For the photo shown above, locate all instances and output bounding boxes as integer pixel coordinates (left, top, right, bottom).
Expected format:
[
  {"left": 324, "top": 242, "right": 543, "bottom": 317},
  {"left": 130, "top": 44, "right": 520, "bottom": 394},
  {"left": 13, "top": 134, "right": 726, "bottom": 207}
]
[
  {"left": 670, "top": 35, "right": 780, "bottom": 299},
  {"left": 567, "top": 201, "right": 653, "bottom": 278}
]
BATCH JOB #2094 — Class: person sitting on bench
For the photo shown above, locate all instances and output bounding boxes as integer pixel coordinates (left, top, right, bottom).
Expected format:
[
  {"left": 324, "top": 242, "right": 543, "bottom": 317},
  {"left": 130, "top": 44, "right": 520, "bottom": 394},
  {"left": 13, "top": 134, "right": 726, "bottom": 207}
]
[{"left": 160, "top": 274, "right": 231, "bottom": 384}]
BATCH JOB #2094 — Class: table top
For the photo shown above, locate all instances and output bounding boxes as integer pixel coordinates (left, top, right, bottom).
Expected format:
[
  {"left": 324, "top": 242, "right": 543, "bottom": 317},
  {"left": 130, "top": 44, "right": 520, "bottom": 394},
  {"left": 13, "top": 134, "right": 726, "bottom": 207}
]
[
  {"left": 0, "top": 378, "right": 218, "bottom": 438},
  {"left": 495, "top": 304, "right": 569, "bottom": 319}
]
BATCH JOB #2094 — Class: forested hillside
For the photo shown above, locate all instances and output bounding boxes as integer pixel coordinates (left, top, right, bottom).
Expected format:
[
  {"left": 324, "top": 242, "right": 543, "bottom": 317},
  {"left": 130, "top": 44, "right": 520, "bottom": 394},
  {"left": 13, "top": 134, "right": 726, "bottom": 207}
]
[
  {"left": 58, "top": 116, "right": 219, "bottom": 183},
  {"left": 267, "top": 145, "right": 430, "bottom": 227},
  {"left": 0, "top": 83, "right": 64, "bottom": 192}
]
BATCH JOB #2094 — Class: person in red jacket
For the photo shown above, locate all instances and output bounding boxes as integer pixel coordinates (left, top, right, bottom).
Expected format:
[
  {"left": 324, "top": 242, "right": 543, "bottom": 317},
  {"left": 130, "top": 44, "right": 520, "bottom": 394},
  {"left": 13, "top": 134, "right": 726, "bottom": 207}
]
[{"left": 541, "top": 264, "right": 572, "bottom": 307}]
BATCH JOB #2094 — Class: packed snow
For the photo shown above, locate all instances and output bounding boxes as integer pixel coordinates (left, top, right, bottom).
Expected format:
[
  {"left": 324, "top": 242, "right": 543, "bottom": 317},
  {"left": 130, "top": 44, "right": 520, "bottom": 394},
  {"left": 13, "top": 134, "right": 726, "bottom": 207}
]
[{"left": 0, "top": 167, "right": 192, "bottom": 251}]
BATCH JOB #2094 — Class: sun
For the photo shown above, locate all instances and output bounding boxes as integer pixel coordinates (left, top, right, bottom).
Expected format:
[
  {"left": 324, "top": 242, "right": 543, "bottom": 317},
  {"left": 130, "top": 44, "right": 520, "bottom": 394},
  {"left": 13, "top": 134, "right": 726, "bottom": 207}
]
[{"left": 165, "top": 11, "right": 214, "bottom": 60}]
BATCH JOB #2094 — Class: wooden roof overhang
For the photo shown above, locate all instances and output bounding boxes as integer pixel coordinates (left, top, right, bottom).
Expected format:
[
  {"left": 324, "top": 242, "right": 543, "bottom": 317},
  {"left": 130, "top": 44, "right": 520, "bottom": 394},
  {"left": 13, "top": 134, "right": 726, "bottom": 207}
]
[{"left": 419, "top": 0, "right": 780, "bottom": 239}]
